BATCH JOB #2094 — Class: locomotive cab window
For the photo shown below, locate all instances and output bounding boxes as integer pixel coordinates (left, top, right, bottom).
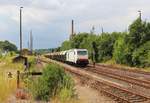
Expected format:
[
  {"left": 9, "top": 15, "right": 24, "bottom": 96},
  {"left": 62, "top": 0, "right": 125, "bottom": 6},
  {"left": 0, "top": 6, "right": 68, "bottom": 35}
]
[{"left": 77, "top": 51, "right": 87, "bottom": 55}]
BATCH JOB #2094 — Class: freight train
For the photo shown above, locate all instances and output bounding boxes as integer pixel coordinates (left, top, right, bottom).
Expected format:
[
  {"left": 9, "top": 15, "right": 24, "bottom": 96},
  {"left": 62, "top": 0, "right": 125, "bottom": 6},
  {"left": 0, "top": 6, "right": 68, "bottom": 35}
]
[{"left": 45, "top": 49, "right": 89, "bottom": 66}]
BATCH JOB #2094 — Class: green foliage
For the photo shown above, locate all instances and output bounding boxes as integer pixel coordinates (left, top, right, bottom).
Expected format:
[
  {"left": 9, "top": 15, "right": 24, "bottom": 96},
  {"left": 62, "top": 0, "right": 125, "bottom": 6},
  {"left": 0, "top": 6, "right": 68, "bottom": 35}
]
[
  {"left": 29, "top": 64, "right": 75, "bottom": 101},
  {"left": 79, "top": 34, "right": 97, "bottom": 60},
  {"left": 113, "top": 35, "right": 132, "bottom": 65},
  {"left": 96, "top": 32, "right": 120, "bottom": 62},
  {"left": 132, "top": 41, "right": 150, "bottom": 67},
  {"left": 61, "top": 40, "right": 72, "bottom": 51},
  {"left": 71, "top": 32, "right": 89, "bottom": 48},
  {"left": 128, "top": 18, "right": 150, "bottom": 48},
  {"left": 0, "top": 40, "right": 17, "bottom": 52},
  {"left": 59, "top": 74, "right": 76, "bottom": 102},
  {"left": 0, "top": 49, "right": 2, "bottom": 58},
  {"left": 28, "top": 56, "right": 36, "bottom": 68}
]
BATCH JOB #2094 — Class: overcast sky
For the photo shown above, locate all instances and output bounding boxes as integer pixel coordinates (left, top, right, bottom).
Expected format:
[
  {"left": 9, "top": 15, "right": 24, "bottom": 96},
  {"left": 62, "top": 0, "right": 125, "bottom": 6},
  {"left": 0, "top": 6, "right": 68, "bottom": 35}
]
[{"left": 0, "top": 0, "right": 149, "bottom": 49}]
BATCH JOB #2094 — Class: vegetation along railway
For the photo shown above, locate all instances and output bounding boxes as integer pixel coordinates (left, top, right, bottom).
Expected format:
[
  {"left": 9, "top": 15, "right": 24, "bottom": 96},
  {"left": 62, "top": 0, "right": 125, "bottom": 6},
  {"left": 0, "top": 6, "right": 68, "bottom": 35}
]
[{"left": 41, "top": 49, "right": 150, "bottom": 103}]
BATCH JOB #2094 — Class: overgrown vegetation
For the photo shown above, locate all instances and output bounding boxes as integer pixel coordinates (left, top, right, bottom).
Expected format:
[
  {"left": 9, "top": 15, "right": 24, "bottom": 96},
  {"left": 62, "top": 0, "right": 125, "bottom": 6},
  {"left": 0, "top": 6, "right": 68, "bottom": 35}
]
[
  {"left": 0, "top": 73, "right": 16, "bottom": 102},
  {"left": 29, "top": 64, "right": 75, "bottom": 102},
  {"left": 0, "top": 54, "right": 24, "bottom": 102},
  {"left": 60, "top": 17, "right": 150, "bottom": 68}
]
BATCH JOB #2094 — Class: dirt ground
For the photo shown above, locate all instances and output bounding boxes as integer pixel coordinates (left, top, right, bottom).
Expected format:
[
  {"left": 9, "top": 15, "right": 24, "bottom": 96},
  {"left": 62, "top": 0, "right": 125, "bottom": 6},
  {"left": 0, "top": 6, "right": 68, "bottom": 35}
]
[{"left": 73, "top": 76, "right": 116, "bottom": 103}]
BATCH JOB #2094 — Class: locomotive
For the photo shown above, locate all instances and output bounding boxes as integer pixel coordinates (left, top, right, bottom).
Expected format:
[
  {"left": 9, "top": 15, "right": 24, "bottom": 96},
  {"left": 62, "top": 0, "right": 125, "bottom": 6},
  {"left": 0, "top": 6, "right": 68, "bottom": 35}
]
[{"left": 45, "top": 49, "right": 89, "bottom": 66}]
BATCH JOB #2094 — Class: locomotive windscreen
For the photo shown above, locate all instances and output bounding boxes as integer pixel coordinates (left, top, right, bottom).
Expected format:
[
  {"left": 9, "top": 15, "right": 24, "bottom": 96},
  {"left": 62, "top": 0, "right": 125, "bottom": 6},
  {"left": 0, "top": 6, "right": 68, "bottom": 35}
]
[{"left": 77, "top": 51, "right": 87, "bottom": 55}]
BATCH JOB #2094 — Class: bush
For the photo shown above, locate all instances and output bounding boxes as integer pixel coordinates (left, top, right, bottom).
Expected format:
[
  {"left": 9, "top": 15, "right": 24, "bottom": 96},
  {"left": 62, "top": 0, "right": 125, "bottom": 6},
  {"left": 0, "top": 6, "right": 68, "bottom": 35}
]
[
  {"left": 132, "top": 41, "right": 150, "bottom": 67},
  {"left": 29, "top": 64, "right": 75, "bottom": 101},
  {"left": 59, "top": 74, "right": 76, "bottom": 102},
  {"left": 96, "top": 33, "right": 116, "bottom": 62},
  {"left": 28, "top": 56, "right": 36, "bottom": 68},
  {"left": 113, "top": 36, "right": 133, "bottom": 65}
]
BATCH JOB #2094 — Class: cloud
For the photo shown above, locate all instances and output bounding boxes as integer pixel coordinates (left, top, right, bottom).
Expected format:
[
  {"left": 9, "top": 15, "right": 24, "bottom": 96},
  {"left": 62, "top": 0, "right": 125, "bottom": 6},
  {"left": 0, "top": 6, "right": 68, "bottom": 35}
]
[{"left": 0, "top": 0, "right": 150, "bottom": 49}]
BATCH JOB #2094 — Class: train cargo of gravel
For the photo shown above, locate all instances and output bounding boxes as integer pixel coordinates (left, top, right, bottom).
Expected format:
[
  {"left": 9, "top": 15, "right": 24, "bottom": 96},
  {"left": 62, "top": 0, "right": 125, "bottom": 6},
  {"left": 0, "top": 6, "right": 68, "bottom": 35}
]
[{"left": 45, "top": 49, "right": 89, "bottom": 66}]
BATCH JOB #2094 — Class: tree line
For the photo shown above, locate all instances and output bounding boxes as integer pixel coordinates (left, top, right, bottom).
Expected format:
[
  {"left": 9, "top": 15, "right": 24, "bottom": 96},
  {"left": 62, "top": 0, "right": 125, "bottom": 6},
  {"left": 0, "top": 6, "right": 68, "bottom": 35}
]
[
  {"left": 0, "top": 40, "right": 17, "bottom": 52},
  {"left": 60, "top": 18, "right": 150, "bottom": 68}
]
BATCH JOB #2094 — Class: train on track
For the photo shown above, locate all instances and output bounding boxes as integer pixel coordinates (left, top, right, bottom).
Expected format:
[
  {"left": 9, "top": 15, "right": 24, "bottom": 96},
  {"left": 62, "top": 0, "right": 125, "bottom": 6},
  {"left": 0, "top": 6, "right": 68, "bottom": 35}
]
[{"left": 45, "top": 49, "right": 89, "bottom": 66}]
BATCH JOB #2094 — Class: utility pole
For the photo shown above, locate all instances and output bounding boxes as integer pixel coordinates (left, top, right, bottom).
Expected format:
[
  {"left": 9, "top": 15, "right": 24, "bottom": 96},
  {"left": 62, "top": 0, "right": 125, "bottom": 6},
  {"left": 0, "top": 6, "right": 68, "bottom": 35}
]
[
  {"left": 138, "top": 10, "right": 142, "bottom": 21},
  {"left": 27, "top": 41, "right": 29, "bottom": 49},
  {"left": 90, "top": 26, "right": 95, "bottom": 34},
  {"left": 20, "top": 7, "right": 23, "bottom": 55},
  {"left": 30, "top": 30, "right": 33, "bottom": 54},
  {"left": 101, "top": 27, "right": 104, "bottom": 34}
]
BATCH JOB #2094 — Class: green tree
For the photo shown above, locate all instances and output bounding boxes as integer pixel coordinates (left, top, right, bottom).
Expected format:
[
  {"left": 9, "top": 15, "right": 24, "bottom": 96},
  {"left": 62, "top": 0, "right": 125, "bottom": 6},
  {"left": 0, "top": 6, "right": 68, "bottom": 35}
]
[
  {"left": 132, "top": 41, "right": 150, "bottom": 67},
  {"left": 96, "top": 32, "right": 120, "bottom": 62},
  {"left": 128, "top": 18, "right": 150, "bottom": 48},
  {"left": 92, "top": 41, "right": 98, "bottom": 62},
  {"left": 113, "top": 35, "right": 133, "bottom": 65},
  {"left": 71, "top": 32, "right": 89, "bottom": 48},
  {"left": 0, "top": 40, "right": 17, "bottom": 52},
  {"left": 60, "top": 40, "right": 72, "bottom": 51}
]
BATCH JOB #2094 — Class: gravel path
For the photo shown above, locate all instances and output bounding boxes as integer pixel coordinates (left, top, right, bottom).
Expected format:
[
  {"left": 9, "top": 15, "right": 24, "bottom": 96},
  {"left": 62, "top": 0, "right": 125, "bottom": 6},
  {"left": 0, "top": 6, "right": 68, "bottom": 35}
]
[{"left": 74, "top": 76, "right": 116, "bottom": 103}]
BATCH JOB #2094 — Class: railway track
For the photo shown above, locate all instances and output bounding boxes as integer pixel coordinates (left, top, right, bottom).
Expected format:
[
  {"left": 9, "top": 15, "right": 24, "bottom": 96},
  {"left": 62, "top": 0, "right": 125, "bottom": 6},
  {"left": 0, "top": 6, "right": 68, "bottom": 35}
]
[
  {"left": 41, "top": 57, "right": 150, "bottom": 103},
  {"left": 68, "top": 66, "right": 150, "bottom": 103},
  {"left": 86, "top": 66, "right": 150, "bottom": 89},
  {"left": 96, "top": 64, "right": 150, "bottom": 79}
]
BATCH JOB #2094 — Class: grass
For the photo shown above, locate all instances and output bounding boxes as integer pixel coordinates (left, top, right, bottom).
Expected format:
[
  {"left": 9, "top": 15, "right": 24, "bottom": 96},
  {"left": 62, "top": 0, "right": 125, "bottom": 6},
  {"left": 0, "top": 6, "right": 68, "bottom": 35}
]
[
  {"left": 0, "top": 73, "right": 16, "bottom": 102},
  {"left": 51, "top": 97, "right": 81, "bottom": 103},
  {"left": 102, "top": 59, "right": 150, "bottom": 72},
  {"left": 0, "top": 55, "right": 24, "bottom": 102}
]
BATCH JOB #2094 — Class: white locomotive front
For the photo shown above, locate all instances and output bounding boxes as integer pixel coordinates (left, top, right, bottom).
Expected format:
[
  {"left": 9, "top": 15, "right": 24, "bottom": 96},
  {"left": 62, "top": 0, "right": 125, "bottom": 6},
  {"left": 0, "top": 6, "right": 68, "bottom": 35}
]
[{"left": 66, "top": 49, "right": 89, "bottom": 66}]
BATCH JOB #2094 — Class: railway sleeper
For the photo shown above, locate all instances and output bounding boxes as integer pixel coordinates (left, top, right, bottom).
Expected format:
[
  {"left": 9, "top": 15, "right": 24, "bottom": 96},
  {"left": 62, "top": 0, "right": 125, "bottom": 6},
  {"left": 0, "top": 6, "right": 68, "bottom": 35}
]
[
  {"left": 106, "top": 89, "right": 146, "bottom": 103},
  {"left": 128, "top": 96, "right": 147, "bottom": 103},
  {"left": 91, "top": 83, "right": 130, "bottom": 103},
  {"left": 130, "top": 99, "right": 147, "bottom": 103},
  {"left": 123, "top": 95, "right": 142, "bottom": 102},
  {"left": 109, "top": 89, "right": 130, "bottom": 96}
]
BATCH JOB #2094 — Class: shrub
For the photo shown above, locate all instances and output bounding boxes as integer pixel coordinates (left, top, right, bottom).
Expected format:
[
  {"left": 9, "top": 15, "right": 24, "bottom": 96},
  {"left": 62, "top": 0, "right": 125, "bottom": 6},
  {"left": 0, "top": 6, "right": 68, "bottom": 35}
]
[
  {"left": 96, "top": 33, "right": 118, "bottom": 62},
  {"left": 113, "top": 36, "right": 133, "bottom": 65},
  {"left": 28, "top": 56, "right": 36, "bottom": 68},
  {"left": 132, "top": 41, "right": 150, "bottom": 67},
  {"left": 29, "top": 64, "right": 75, "bottom": 101}
]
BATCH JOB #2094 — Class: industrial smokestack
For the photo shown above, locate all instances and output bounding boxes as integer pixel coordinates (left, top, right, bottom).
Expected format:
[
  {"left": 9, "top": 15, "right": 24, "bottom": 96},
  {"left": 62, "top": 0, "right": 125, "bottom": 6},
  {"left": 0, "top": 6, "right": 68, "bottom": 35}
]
[{"left": 70, "top": 19, "right": 75, "bottom": 40}]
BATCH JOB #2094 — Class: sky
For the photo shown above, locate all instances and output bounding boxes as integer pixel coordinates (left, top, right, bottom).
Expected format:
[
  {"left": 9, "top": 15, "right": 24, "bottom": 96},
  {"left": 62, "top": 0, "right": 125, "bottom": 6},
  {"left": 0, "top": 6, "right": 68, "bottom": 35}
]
[{"left": 0, "top": 0, "right": 150, "bottom": 49}]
